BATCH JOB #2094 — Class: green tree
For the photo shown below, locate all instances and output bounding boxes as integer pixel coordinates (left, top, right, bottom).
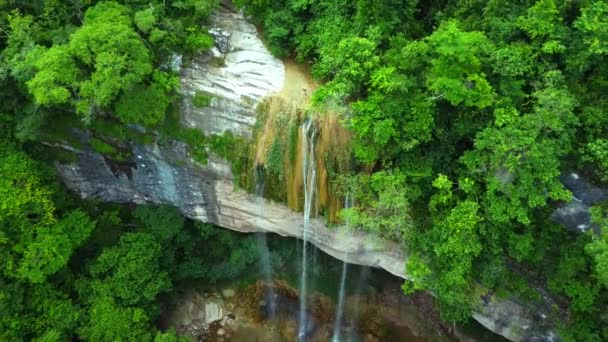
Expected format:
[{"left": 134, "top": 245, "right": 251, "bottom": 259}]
[
  {"left": 586, "top": 205, "right": 608, "bottom": 288},
  {"left": 574, "top": 1, "right": 608, "bottom": 56},
  {"left": 405, "top": 175, "right": 482, "bottom": 321},
  {"left": 425, "top": 21, "right": 495, "bottom": 108},
  {"left": 313, "top": 36, "right": 380, "bottom": 101},
  {"left": 1, "top": 146, "right": 93, "bottom": 283},
  {"left": 89, "top": 232, "right": 171, "bottom": 306},
  {"left": 462, "top": 72, "right": 576, "bottom": 228},
  {"left": 339, "top": 171, "right": 413, "bottom": 241},
  {"left": 79, "top": 296, "right": 153, "bottom": 341},
  {"left": 18, "top": 210, "right": 95, "bottom": 283},
  {"left": 27, "top": 2, "right": 154, "bottom": 122}
]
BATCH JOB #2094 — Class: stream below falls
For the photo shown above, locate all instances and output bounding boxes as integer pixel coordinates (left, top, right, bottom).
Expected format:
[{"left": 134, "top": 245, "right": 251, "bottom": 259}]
[{"left": 162, "top": 233, "right": 506, "bottom": 342}]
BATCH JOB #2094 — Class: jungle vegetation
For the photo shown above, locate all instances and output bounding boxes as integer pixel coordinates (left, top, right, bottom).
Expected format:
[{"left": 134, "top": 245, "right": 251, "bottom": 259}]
[
  {"left": 237, "top": 0, "right": 608, "bottom": 339},
  {"left": 0, "top": 0, "right": 607, "bottom": 340}
]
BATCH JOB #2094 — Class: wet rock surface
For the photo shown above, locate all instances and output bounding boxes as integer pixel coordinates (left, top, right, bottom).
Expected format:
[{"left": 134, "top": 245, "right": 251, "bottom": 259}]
[
  {"left": 180, "top": 5, "right": 284, "bottom": 138},
  {"left": 551, "top": 172, "right": 608, "bottom": 232},
  {"left": 166, "top": 280, "right": 439, "bottom": 342}
]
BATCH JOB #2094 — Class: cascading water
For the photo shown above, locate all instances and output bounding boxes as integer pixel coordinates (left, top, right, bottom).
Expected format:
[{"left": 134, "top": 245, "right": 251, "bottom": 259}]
[
  {"left": 298, "top": 118, "right": 317, "bottom": 341},
  {"left": 348, "top": 265, "right": 370, "bottom": 340},
  {"left": 254, "top": 167, "right": 276, "bottom": 319},
  {"left": 332, "top": 195, "right": 353, "bottom": 342}
]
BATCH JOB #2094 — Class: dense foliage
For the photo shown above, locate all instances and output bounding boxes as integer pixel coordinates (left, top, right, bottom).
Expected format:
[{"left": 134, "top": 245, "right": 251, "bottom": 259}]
[
  {"left": 0, "top": 1, "right": 269, "bottom": 340},
  {"left": 0, "top": 144, "right": 260, "bottom": 340},
  {"left": 237, "top": 0, "right": 608, "bottom": 338},
  {"left": 1, "top": 0, "right": 607, "bottom": 340}
]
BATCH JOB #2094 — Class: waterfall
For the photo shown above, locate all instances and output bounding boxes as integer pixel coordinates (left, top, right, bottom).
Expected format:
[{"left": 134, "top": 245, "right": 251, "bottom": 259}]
[
  {"left": 298, "top": 119, "right": 317, "bottom": 341},
  {"left": 332, "top": 196, "right": 353, "bottom": 341},
  {"left": 254, "top": 167, "right": 276, "bottom": 319},
  {"left": 347, "top": 266, "right": 370, "bottom": 341}
]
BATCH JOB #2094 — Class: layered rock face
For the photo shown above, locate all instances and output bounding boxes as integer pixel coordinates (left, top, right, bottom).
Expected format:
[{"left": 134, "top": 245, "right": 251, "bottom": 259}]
[
  {"left": 180, "top": 8, "right": 284, "bottom": 138},
  {"left": 56, "top": 6, "right": 558, "bottom": 342}
]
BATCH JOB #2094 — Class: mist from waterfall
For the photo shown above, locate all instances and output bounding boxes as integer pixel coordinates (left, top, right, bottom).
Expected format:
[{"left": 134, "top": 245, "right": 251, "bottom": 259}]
[
  {"left": 298, "top": 119, "right": 317, "bottom": 341},
  {"left": 254, "top": 167, "right": 276, "bottom": 319},
  {"left": 332, "top": 195, "right": 353, "bottom": 341}
]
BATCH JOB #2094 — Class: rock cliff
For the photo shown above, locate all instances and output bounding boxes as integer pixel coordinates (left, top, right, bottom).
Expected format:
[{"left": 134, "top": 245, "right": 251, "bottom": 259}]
[{"left": 56, "top": 6, "right": 558, "bottom": 342}]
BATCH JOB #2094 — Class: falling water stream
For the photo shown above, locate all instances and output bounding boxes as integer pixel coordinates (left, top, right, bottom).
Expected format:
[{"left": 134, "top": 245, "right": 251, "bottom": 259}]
[
  {"left": 298, "top": 119, "right": 317, "bottom": 341},
  {"left": 332, "top": 196, "right": 353, "bottom": 341},
  {"left": 254, "top": 167, "right": 276, "bottom": 319}
]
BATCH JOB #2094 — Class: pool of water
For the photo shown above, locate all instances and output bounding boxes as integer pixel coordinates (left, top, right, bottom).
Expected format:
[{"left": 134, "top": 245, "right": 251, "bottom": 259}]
[{"left": 163, "top": 233, "right": 505, "bottom": 342}]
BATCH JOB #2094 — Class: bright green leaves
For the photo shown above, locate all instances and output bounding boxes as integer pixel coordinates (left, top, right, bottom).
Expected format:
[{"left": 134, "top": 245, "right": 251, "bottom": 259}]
[
  {"left": 434, "top": 201, "right": 482, "bottom": 260},
  {"left": 429, "top": 174, "right": 453, "bottom": 211},
  {"left": 0, "top": 147, "right": 55, "bottom": 279},
  {"left": 171, "top": 0, "right": 218, "bottom": 22},
  {"left": 585, "top": 206, "right": 608, "bottom": 288},
  {"left": 134, "top": 8, "right": 157, "bottom": 33},
  {"left": 1, "top": 282, "right": 82, "bottom": 340},
  {"left": 24, "top": 1, "right": 217, "bottom": 126},
  {"left": 28, "top": 283, "right": 82, "bottom": 339},
  {"left": 349, "top": 91, "right": 434, "bottom": 164},
  {"left": 463, "top": 119, "right": 567, "bottom": 224},
  {"left": 0, "top": 12, "right": 43, "bottom": 84},
  {"left": 339, "top": 171, "right": 413, "bottom": 241},
  {"left": 402, "top": 253, "right": 431, "bottom": 294},
  {"left": 114, "top": 82, "right": 172, "bottom": 126},
  {"left": 583, "top": 139, "right": 608, "bottom": 182},
  {"left": 70, "top": 2, "right": 152, "bottom": 116},
  {"left": 347, "top": 40, "right": 434, "bottom": 164},
  {"left": 154, "top": 329, "right": 191, "bottom": 342},
  {"left": 89, "top": 232, "right": 171, "bottom": 306},
  {"left": 425, "top": 21, "right": 494, "bottom": 108},
  {"left": 1, "top": 146, "right": 94, "bottom": 283},
  {"left": 517, "top": 0, "right": 560, "bottom": 39},
  {"left": 533, "top": 71, "right": 578, "bottom": 132},
  {"left": 387, "top": 21, "right": 495, "bottom": 110},
  {"left": 349, "top": 20, "right": 494, "bottom": 165},
  {"left": 79, "top": 296, "right": 153, "bottom": 341},
  {"left": 406, "top": 196, "right": 483, "bottom": 321},
  {"left": 586, "top": 239, "right": 608, "bottom": 288},
  {"left": 575, "top": 1, "right": 608, "bottom": 55},
  {"left": 184, "top": 28, "right": 214, "bottom": 53},
  {"left": 18, "top": 210, "right": 95, "bottom": 283},
  {"left": 27, "top": 45, "right": 79, "bottom": 106},
  {"left": 27, "top": 2, "right": 153, "bottom": 122},
  {"left": 516, "top": 0, "right": 568, "bottom": 57},
  {"left": 0, "top": 147, "right": 55, "bottom": 231},
  {"left": 313, "top": 36, "right": 380, "bottom": 101},
  {"left": 550, "top": 236, "right": 601, "bottom": 314},
  {"left": 462, "top": 72, "right": 575, "bottom": 225}
]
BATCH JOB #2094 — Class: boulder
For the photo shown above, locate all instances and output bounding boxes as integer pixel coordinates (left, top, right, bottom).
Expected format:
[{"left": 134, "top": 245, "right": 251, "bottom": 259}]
[{"left": 551, "top": 172, "right": 608, "bottom": 232}]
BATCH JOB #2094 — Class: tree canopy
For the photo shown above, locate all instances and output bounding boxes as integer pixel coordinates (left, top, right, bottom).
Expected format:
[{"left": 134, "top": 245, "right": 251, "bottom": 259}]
[
  {"left": 239, "top": 0, "right": 608, "bottom": 337},
  {"left": 1, "top": 0, "right": 607, "bottom": 340}
]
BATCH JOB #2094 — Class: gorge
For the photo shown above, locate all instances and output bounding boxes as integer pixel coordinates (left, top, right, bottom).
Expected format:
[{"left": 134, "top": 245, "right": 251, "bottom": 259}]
[
  {"left": 56, "top": 7, "right": 555, "bottom": 341},
  {"left": 1, "top": 1, "right": 607, "bottom": 341}
]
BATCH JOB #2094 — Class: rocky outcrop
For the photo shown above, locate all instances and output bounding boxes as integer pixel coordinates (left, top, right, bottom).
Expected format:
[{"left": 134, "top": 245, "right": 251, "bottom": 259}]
[
  {"left": 56, "top": 144, "right": 556, "bottom": 342},
  {"left": 551, "top": 172, "right": 608, "bottom": 233},
  {"left": 179, "top": 7, "right": 284, "bottom": 138},
  {"left": 55, "top": 6, "right": 557, "bottom": 342}
]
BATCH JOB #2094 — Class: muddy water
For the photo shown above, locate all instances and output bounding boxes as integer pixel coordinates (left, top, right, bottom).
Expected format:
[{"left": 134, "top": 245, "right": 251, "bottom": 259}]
[
  {"left": 275, "top": 60, "right": 317, "bottom": 106},
  {"left": 230, "top": 326, "right": 283, "bottom": 342}
]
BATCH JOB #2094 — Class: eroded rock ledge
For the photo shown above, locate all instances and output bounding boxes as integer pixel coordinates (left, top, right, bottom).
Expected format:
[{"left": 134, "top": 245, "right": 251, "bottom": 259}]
[
  {"left": 56, "top": 6, "right": 557, "bottom": 342},
  {"left": 57, "top": 143, "right": 555, "bottom": 342}
]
